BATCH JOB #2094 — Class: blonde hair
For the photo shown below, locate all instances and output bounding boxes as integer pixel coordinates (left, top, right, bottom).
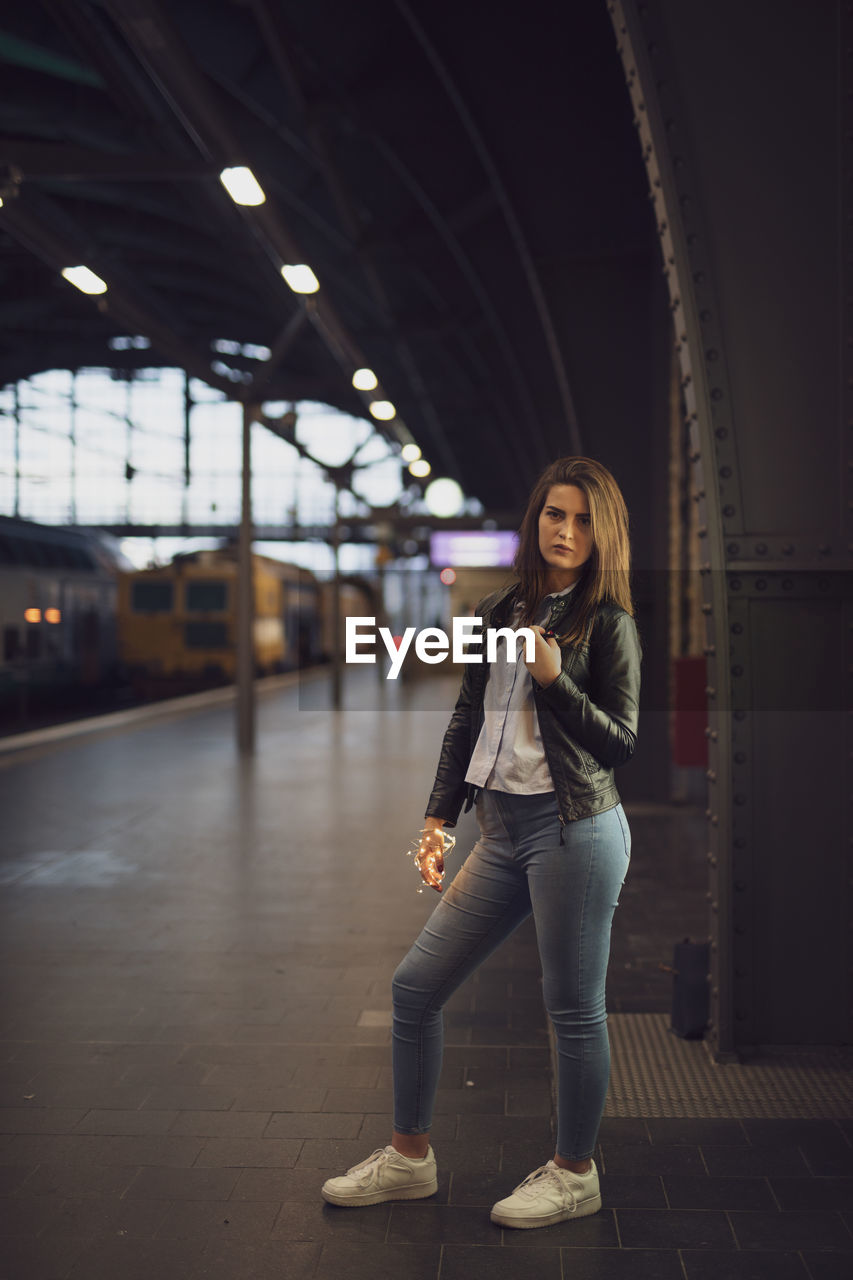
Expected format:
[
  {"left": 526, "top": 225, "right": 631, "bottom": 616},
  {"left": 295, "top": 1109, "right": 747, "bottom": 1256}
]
[{"left": 512, "top": 456, "right": 636, "bottom": 648}]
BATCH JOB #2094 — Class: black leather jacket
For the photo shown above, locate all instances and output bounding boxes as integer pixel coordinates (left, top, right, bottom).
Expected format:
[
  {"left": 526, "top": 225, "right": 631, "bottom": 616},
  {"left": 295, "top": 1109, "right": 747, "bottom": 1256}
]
[{"left": 424, "top": 581, "right": 643, "bottom": 829}]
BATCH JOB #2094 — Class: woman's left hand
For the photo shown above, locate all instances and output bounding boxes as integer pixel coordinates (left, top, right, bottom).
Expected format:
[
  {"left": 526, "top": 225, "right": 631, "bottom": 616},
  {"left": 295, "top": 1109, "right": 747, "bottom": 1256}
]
[{"left": 524, "top": 625, "right": 562, "bottom": 688}]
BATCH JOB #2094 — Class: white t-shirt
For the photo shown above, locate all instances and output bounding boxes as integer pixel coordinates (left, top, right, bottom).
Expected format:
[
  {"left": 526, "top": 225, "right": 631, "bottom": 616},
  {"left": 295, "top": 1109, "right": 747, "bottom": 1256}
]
[{"left": 464, "top": 580, "right": 578, "bottom": 794}]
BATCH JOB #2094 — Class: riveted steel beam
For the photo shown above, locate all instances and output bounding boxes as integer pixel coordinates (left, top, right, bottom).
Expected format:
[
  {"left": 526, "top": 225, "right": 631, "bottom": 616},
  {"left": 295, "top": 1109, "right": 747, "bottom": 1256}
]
[
  {"left": 608, "top": 0, "right": 851, "bottom": 1055},
  {"left": 608, "top": 0, "right": 736, "bottom": 1058}
]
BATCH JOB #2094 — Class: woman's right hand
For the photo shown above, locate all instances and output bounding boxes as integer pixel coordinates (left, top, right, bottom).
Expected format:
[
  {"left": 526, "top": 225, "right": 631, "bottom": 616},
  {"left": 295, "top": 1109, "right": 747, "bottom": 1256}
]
[{"left": 417, "top": 819, "right": 447, "bottom": 892}]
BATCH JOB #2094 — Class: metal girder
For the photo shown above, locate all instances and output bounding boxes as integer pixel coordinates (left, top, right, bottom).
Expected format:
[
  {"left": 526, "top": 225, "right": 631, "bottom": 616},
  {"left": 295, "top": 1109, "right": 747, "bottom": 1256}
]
[
  {"left": 40, "top": 0, "right": 195, "bottom": 131},
  {"left": 249, "top": 311, "right": 311, "bottom": 402},
  {"left": 0, "top": 140, "right": 215, "bottom": 182},
  {"left": 96, "top": 0, "right": 414, "bottom": 454},
  {"left": 0, "top": 185, "right": 241, "bottom": 400},
  {"left": 247, "top": 0, "right": 459, "bottom": 484},
  {"left": 392, "top": 0, "right": 578, "bottom": 468},
  {"left": 320, "top": 87, "right": 548, "bottom": 484},
  {"left": 0, "top": 25, "right": 103, "bottom": 86},
  {"left": 608, "top": 0, "right": 851, "bottom": 1055},
  {"left": 195, "top": 30, "right": 538, "bottom": 489},
  {"left": 85, "top": 512, "right": 521, "bottom": 541}
]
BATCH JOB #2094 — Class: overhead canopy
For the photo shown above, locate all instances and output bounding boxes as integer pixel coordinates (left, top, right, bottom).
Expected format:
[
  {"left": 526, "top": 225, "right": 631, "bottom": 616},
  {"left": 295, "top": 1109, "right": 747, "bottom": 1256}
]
[{"left": 0, "top": 0, "right": 659, "bottom": 510}]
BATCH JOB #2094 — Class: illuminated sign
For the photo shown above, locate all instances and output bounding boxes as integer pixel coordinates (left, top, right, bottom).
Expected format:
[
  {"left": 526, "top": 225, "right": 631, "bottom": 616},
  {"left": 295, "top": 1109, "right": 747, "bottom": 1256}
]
[{"left": 429, "top": 530, "right": 517, "bottom": 568}]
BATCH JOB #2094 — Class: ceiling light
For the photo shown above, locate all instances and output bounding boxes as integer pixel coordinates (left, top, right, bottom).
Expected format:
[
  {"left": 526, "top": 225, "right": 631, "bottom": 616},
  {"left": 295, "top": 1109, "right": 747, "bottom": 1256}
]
[
  {"left": 352, "top": 367, "right": 378, "bottom": 391},
  {"left": 425, "top": 477, "right": 464, "bottom": 517},
  {"left": 408, "top": 458, "right": 431, "bottom": 478},
  {"left": 401, "top": 443, "right": 421, "bottom": 462},
  {"left": 242, "top": 343, "right": 271, "bottom": 361},
  {"left": 369, "top": 400, "right": 396, "bottom": 421},
  {"left": 219, "top": 166, "right": 266, "bottom": 206},
  {"left": 61, "top": 265, "right": 107, "bottom": 295},
  {"left": 280, "top": 264, "right": 319, "bottom": 294}
]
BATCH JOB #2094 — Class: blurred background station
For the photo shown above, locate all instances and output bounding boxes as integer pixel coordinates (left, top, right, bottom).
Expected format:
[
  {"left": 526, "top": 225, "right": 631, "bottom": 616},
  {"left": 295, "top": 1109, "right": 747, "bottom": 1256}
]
[{"left": 0, "top": 3, "right": 851, "bottom": 1278}]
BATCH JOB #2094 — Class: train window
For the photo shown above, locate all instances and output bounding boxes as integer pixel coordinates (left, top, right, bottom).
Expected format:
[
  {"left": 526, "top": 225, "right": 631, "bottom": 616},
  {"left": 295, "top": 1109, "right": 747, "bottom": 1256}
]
[
  {"left": 3, "top": 626, "right": 21, "bottom": 660},
  {"left": 0, "top": 536, "right": 29, "bottom": 565},
  {"left": 185, "top": 621, "right": 227, "bottom": 648},
  {"left": 186, "top": 581, "right": 227, "bottom": 612},
  {"left": 131, "top": 581, "right": 174, "bottom": 612},
  {"left": 25, "top": 540, "right": 51, "bottom": 568},
  {"left": 0, "top": 536, "right": 21, "bottom": 565},
  {"left": 51, "top": 544, "right": 94, "bottom": 569},
  {"left": 37, "top": 542, "right": 61, "bottom": 568}
]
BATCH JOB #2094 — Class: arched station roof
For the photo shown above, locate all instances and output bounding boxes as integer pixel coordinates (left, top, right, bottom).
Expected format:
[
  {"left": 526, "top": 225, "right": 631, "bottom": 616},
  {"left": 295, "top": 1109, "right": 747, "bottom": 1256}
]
[{"left": 0, "top": 0, "right": 659, "bottom": 509}]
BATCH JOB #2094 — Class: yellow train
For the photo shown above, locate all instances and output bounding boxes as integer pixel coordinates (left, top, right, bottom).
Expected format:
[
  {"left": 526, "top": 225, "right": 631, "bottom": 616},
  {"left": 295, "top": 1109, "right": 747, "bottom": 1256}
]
[{"left": 117, "top": 547, "right": 375, "bottom": 692}]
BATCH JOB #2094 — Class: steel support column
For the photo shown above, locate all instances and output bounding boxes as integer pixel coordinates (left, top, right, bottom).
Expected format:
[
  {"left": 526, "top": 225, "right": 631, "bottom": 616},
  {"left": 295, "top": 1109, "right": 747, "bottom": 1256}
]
[
  {"left": 236, "top": 401, "right": 255, "bottom": 756},
  {"left": 608, "top": 0, "right": 851, "bottom": 1055}
]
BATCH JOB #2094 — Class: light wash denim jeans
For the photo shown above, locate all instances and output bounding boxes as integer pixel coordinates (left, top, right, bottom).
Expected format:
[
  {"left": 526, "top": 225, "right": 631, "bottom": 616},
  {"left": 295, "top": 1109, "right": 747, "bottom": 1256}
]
[{"left": 391, "top": 788, "right": 631, "bottom": 1160}]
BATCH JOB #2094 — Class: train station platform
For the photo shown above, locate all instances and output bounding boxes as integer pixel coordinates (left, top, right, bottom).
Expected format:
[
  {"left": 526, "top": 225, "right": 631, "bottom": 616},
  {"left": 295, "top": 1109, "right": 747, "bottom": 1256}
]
[{"left": 0, "top": 668, "right": 851, "bottom": 1280}]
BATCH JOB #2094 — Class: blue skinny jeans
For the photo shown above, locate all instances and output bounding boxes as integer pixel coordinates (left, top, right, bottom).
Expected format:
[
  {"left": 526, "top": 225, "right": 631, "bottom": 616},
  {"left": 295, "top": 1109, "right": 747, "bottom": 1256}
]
[{"left": 391, "top": 788, "right": 631, "bottom": 1160}]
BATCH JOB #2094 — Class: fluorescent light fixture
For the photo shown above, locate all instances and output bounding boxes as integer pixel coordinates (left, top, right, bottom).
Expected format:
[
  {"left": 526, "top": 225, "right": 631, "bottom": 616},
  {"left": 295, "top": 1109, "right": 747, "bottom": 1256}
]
[
  {"left": 408, "top": 458, "right": 431, "bottom": 478},
  {"left": 280, "top": 263, "right": 320, "bottom": 294},
  {"left": 243, "top": 343, "right": 271, "bottom": 361},
  {"left": 401, "top": 443, "right": 421, "bottom": 462},
  {"left": 352, "top": 367, "right": 378, "bottom": 391},
  {"left": 369, "top": 399, "right": 396, "bottom": 421},
  {"left": 219, "top": 166, "right": 266, "bottom": 206},
  {"left": 61, "top": 265, "right": 107, "bottom": 295}
]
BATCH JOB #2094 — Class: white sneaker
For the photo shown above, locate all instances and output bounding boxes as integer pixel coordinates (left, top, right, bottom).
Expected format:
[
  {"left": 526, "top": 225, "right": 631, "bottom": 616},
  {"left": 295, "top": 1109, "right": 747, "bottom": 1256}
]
[
  {"left": 321, "top": 1145, "right": 438, "bottom": 1207},
  {"left": 490, "top": 1157, "right": 601, "bottom": 1229}
]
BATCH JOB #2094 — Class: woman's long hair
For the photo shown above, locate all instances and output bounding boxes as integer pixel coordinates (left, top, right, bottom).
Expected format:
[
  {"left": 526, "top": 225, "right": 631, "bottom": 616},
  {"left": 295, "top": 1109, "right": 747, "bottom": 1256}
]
[{"left": 512, "top": 456, "right": 635, "bottom": 648}]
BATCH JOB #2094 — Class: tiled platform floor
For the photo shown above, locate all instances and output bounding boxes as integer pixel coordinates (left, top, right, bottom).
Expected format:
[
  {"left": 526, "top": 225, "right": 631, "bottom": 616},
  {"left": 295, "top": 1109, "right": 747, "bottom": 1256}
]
[{"left": 0, "top": 670, "right": 851, "bottom": 1279}]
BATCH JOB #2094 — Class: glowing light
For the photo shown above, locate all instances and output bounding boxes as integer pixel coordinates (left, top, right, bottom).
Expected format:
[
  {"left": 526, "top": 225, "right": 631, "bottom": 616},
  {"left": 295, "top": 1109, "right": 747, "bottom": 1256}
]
[
  {"left": 280, "top": 263, "right": 320, "bottom": 294},
  {"left": 45, "top": 608, "right": 61, "bottom": 623},
  {"left": 212, "top": 338, "right": 271, "bottom": 361},
  {"left": 219, "top": 166, "right": 266, "bottom": 206},
  {"left": 352, "top": 367, "right": 378, "bottom": 391},
  {"left": 0, "top": 196, "right": 4, "bottom": 208},
  {"left": 109, "top": 335, "right": 150, "bottom": 350},
  {"left": 406, "top": 827, "right": 456, "bottom": 895},
  {"left": 24, "top": 608, "right": 41, "bottom": 623},
  {"left": 369, "top": 400, "right": 396, "bottom": 421},
  {"left": 408, "top": 458, "right": 431, "bottom": 478},
  {"left": 61, "top": 265, "right": 107, "bottom": 295},
  {"left": 401, "top": 443, "right": 421, "bottom": 462},
  {"left": 439, "top": 567, "right": 456, "bottom": 586},
  {"left": 243, "top": 343, "right": 271, "bottom": 361},
  {"left": 425, "top": 477, "right": 464, "bottom": 517}
]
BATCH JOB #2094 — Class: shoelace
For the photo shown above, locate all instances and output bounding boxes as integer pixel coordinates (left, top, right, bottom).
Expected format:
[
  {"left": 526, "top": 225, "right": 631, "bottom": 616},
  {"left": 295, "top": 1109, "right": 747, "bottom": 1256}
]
[
  {"left": 346, "top": 1147, "right": 396, "bottom": 1184},
  {"left": 514, "top": 1162, "right": 584, "bottom": 1204}
]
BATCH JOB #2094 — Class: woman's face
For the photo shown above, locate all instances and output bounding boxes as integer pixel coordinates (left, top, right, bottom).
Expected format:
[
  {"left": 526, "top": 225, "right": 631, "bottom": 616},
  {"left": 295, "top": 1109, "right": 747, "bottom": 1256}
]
[{"left": 537, "top": 484, "right": 594, "bottom": 589}]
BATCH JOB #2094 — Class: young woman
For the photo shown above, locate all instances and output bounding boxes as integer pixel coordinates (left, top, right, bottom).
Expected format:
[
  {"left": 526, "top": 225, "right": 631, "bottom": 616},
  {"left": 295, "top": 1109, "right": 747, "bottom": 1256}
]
[{"left": 322, "top": 456, "right": 642, "bottom": 1230}]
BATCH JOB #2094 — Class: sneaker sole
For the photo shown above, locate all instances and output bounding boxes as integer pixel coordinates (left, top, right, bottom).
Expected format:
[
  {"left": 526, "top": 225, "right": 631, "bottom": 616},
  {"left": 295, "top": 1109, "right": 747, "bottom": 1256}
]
[
  {"left": 321, "top": 1177, "right": 438, "bottom": 1207},
  {"left": 490, "top": 1191, "right": 602, "bottom": 1229}
]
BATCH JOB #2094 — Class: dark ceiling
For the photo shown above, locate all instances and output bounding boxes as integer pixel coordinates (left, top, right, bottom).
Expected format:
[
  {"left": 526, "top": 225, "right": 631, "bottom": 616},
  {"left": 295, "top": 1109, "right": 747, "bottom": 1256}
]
[{"left": 0, "top": 0, "right": 661, "bottom": 510}]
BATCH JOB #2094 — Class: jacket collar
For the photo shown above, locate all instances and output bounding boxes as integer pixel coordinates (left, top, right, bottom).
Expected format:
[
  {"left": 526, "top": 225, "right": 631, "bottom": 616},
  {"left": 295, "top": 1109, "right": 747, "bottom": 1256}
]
[{"left": 486, "top": 579, "right": 580, "bottom": 630}]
